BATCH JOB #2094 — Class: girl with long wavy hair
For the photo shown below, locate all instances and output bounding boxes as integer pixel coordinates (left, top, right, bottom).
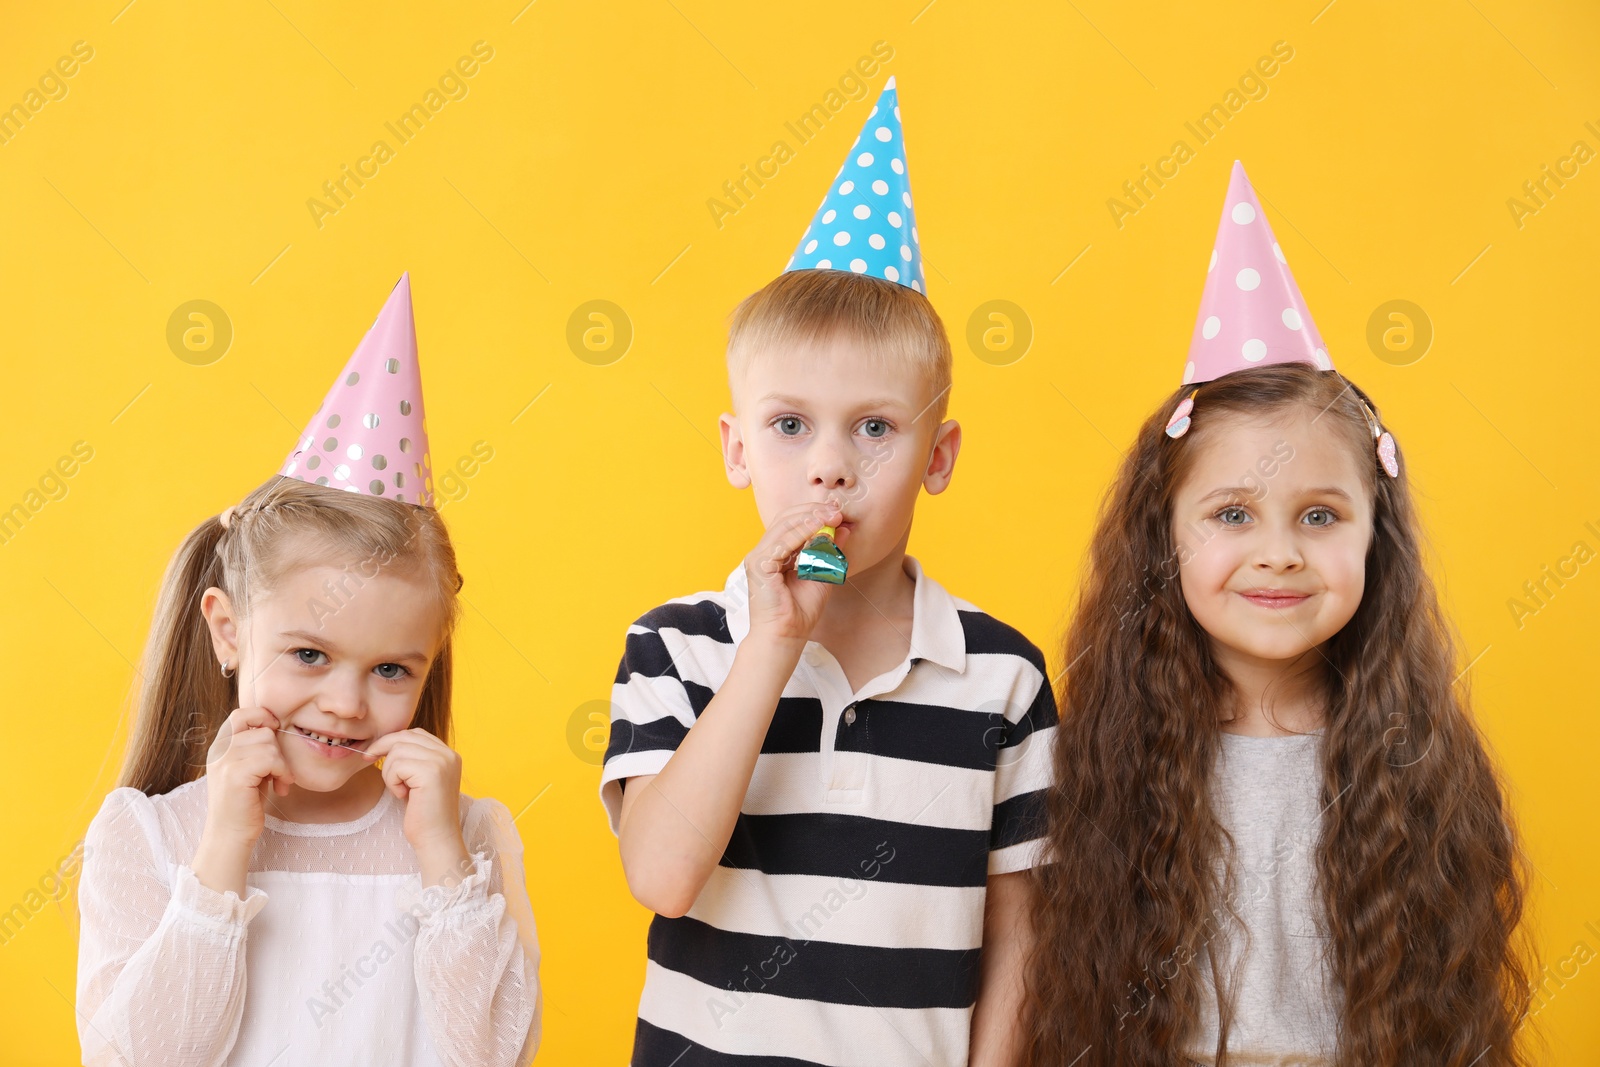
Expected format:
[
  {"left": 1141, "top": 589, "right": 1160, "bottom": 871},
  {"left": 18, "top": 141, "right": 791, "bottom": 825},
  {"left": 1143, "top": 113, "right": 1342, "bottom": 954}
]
[{"left": 1023, "top": 165, "right": 1531, "bottom": 1066}]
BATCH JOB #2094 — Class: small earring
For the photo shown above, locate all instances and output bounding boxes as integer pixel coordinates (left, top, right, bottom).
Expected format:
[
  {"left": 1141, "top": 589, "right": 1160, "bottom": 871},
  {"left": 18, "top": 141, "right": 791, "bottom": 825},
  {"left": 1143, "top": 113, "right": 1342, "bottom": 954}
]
[{"left": 221, "top": 660, "right": 236, "bottom": 678}]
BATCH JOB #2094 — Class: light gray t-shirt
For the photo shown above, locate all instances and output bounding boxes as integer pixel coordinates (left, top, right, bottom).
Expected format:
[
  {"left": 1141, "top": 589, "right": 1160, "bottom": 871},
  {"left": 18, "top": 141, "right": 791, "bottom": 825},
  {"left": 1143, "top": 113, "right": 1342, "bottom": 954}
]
[{"left": 1183, "top": 730, "right": 1340, "bottom": 1067}]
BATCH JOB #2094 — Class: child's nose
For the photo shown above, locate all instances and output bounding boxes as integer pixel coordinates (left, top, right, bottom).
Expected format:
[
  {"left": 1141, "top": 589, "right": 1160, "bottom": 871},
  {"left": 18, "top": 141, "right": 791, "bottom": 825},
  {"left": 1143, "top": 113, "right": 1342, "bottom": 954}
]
[
  {"left": 316, "top": 672, "right": 368, "bottom": 718},
  {"left": 808, "top": 440, "right": 858, "bottom": 490},
  {"left": 1251, "top": 523, "right": 1305, "bottom": 571}
]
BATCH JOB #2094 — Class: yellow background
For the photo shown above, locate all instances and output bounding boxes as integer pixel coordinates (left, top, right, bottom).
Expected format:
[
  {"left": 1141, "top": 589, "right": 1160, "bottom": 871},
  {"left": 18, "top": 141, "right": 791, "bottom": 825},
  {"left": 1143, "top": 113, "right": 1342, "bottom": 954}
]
[{"left": 3, "top": 1, "right": 1597, "bottom": 1062}]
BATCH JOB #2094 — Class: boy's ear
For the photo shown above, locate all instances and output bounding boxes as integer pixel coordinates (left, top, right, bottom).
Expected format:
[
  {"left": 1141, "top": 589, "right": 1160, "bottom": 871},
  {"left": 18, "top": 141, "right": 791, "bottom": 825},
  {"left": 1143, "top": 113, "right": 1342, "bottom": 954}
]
[
  {"left": 200, "top": 587, "right": 241, "bottom": 668},
  {"left": 718, "top": 413, "right": 751, "bottom": 490},
  {"left": 922, "top": 419, "right": 962, "bottom": 495}
]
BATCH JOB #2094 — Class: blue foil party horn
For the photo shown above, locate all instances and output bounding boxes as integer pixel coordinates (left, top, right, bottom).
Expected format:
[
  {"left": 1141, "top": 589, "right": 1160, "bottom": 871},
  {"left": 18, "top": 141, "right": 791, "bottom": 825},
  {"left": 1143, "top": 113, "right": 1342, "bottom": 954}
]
[{"left": 796, "top": 525, "right": 848, "bottom": 584}]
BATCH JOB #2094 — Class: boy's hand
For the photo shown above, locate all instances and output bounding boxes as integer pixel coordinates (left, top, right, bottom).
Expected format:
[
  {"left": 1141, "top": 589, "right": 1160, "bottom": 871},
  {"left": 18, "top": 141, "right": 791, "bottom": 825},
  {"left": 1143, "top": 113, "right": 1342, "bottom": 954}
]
[
  {"left": 743, "top": 500, "right": 848, "bottom": 645},
  {"left": 619, "top": 500, "right": 851, "bottom": 916}
]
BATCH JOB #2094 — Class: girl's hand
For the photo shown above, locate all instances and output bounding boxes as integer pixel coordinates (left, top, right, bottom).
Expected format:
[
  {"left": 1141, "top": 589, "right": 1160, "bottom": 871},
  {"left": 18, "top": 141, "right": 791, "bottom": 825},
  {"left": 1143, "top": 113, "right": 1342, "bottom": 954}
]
[
  {"left": 202, "top": 707, "right": 293, "bottom": 847},
  {"left": 743, "top": 500, "right": 849, "bottom": 646},
  {"left": 361, "top": 728, "right": 465, "bottom": 857}
]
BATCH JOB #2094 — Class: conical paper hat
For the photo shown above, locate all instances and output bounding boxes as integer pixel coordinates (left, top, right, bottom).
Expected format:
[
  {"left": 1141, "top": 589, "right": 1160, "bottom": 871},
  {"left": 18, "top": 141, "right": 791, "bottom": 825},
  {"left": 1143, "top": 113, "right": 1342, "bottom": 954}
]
[
  {"left": 785, "top": 77, "right": 926, "bottom": 293},
  {"left": 280, "top": 273, "right": 434, "bottom": 506},
  {"left": 1182, "top": 160, "right": 1332, "bottom": 387}
]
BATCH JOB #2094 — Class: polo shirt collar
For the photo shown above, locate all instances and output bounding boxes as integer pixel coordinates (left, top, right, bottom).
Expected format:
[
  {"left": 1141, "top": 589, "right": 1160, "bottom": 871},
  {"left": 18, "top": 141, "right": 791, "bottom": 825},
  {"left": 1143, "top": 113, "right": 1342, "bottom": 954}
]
[{"left": 722, "top": 554, "right": 967, "bottom": 674}]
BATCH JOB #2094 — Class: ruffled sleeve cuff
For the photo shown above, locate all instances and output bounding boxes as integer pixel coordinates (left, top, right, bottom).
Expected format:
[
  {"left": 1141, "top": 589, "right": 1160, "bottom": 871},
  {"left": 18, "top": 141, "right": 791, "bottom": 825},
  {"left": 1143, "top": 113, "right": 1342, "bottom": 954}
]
[
  {"left": 170, "top": 864, "right": 269, "bottom": 930},
  {"left": 404, "top": 850, "right": 496, "bottom": 922}
]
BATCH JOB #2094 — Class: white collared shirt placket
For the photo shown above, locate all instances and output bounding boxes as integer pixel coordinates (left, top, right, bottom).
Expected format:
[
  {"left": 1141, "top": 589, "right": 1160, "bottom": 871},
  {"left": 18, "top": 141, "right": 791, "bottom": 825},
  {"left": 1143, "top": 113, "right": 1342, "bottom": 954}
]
[{"left": 794, "top": 641, "right": 917, "bottom": 803}]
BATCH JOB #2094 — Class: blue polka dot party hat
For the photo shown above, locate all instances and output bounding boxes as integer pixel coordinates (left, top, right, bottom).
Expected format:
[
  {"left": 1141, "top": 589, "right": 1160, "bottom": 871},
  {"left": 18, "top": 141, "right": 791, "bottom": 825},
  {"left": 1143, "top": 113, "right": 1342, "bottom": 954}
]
[{"left": 784, "top": 76, "right": 925, "bottom": 293}]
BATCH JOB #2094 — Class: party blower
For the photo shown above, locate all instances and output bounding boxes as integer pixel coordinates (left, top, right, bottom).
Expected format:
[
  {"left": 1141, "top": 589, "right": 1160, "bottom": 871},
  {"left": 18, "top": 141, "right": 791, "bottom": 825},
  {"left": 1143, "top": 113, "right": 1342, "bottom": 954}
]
[{"left": 796, "top": 525, "right": 848, "bottom": 584}]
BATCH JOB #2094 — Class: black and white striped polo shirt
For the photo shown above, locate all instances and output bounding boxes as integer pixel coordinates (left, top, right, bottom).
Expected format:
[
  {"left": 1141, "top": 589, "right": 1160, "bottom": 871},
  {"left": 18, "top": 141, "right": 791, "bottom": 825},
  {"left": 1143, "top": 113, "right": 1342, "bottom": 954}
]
[{"left": 600, "top": 555, "right": 1058, "bottom": 1065}]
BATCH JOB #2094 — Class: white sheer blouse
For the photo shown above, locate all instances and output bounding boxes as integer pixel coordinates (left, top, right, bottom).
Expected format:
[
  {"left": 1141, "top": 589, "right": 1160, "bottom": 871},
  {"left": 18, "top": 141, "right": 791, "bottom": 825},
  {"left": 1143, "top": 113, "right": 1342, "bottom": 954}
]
[{"left": 75, "top": 778, "right": 540, "bottom": 1067}]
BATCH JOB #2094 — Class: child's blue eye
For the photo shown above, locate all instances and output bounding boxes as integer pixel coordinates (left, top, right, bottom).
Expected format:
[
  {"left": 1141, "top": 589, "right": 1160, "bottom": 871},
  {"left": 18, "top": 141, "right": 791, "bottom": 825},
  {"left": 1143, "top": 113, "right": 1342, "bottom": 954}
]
[
  {"left": 294, "top": 648, "right": 409, "bottom": 681},
  {"left": 1216, "top": 506, "right": 1250, "bottom": 526},
  {"left": 774, "top": 416, "right": 806, "bottom": 436},
  {"left": 858, "top": 418, "right": 892, "bottom": 439},
  {"left": 1303, "top": 507, "right": 1337, "bottom": 527}
]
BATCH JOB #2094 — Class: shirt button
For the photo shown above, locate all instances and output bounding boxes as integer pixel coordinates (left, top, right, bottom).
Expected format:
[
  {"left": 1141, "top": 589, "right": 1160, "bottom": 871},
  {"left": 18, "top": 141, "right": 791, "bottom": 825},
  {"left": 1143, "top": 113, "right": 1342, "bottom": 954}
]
[{"left": 844, "top": 704, "right": 857, "bottom": 725}]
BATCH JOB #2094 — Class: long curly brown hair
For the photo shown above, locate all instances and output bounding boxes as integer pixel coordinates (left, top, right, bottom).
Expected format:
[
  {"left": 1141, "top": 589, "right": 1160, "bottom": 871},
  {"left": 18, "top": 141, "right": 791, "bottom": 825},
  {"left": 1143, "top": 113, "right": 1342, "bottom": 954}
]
[{"left": 1023, "top": 363, "right": 1533, "bottom": 1066}]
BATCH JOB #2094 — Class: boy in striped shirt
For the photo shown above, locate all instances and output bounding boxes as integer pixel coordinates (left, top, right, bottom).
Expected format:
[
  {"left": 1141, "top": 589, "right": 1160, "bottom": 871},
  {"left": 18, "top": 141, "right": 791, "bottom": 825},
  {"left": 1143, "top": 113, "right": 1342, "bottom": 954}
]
[{"left": 601, "top": 78, "right": 1056, "bottom": 1066}]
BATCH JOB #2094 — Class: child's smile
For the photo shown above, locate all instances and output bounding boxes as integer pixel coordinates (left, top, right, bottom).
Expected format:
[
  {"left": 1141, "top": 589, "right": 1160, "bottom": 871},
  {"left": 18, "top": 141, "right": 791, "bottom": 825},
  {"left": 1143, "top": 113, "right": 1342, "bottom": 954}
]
[
  {"left": 204, "top": 557, "right": 443, "bottom": 819},
  {"left": 1171, "top": 406, "right": 1373, "bottom": 675},
  {"left": 283, "top": 723, "right": 373, "bottom": 757}
]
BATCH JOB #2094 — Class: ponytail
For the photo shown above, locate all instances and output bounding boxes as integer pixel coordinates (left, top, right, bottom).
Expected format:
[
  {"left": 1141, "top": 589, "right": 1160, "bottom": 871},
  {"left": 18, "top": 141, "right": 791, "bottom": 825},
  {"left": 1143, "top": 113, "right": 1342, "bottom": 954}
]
[
  {"left": 114, "top": 474, "right": 463, "bottom": 797},
  {"left": 117, "top": 514, "right": 237, "bottom": 795}
]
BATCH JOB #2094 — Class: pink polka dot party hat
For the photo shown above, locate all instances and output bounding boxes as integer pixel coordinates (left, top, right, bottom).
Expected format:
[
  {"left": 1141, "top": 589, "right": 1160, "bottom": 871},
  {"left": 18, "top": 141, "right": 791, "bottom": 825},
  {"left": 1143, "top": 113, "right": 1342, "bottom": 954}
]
[
  {"left": 278, "top": 273, "right": 435, "bottom": 506},
  {"left": 1166, "top": 162, "right": 1397, "bottom": 478},
  {"left": 1181, "top": 160, "right": 1331, "bottom": 392}
]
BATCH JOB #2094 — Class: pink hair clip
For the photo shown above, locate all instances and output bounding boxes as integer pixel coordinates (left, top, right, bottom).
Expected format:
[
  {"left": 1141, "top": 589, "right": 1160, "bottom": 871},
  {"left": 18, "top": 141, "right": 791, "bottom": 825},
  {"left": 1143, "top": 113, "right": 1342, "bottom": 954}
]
[
  {"left": 1361, "top": 399, "right": 1399, "bottom": 478},
  {"left": 1164, "top": 386, "right": 1399, "bottom": 480},
  {"left": 1164, "top": 390, "right": 1196, "bottom": 439}
]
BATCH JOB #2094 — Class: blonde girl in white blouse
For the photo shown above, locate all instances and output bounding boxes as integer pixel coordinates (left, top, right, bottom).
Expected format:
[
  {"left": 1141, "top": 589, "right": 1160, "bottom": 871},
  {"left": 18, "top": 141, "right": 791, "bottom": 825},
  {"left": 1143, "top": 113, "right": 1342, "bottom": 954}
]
[{"left": 75, "top": 475, "right": 540, "bottom": 1067}]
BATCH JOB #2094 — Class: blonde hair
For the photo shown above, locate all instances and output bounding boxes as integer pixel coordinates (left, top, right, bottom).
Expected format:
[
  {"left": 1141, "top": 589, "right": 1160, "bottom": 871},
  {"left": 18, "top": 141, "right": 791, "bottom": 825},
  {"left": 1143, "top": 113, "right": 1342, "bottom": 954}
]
[
  {"left": 117, "top": 474, "right": 463, "bottom": 797},
  {"left": 726, "top": 269, "right": 953, "bottom": 422}
]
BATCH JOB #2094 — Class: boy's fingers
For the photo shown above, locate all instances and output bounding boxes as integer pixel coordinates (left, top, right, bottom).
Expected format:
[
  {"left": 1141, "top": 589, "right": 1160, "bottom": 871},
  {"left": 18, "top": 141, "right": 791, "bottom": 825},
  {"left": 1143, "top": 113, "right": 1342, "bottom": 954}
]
[
  {"left": 746, "top": 502, "right": 845, "bottom": 609},
  {"left": 791, "top": 571, "right": 838, "bottom": 609},
  {"left": 765, "top": 503, "right": 843, "bottom": 560},
  {"left": 797, "top": 500, "right": 843, "bottom": 535}
]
